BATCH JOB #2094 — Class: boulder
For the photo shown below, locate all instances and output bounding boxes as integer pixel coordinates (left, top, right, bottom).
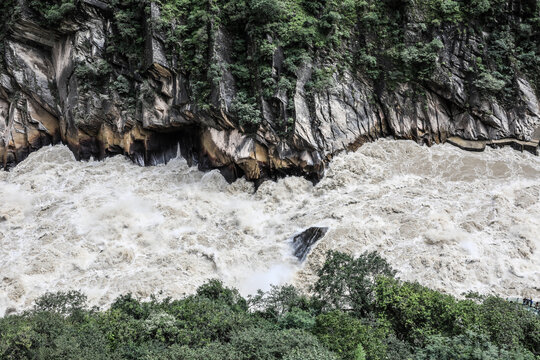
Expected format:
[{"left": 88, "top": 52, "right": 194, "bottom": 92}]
[{"left": 291, "top": 227, "right": 329, "bottom": 262}]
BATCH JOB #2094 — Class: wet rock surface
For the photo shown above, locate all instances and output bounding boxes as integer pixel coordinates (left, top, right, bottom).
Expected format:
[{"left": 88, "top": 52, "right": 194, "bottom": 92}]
[
  {"left": 1, "top": 1, "right": 539, "bottom": 179},
  {"left": 291, "top": 227, "right": 329, "bottom": 262}
]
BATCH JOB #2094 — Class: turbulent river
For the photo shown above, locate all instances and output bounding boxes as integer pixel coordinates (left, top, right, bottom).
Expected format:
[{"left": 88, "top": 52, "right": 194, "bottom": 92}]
[{"left": 1, "top": 139, "right": 539, "bottom": 314}]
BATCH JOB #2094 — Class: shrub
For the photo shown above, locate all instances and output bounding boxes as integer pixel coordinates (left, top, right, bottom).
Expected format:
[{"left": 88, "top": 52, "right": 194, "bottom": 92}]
[
  {"left": 159, "top": 342, "right": 239, "bottom": 360},
  {"left": 0, "top": 254, "right": 538, "bottom": 359},
  {"left": 374, "top": 277, "right": 480, "bottom": 342},
  {"left": 478, "top": 297, "right": 540, "bottom": 356},
  {"left": 414, "top": 330, "right": 536, "bottom": 360},
  {"left": 112, "top": 75, "right": 131, "bottom": 96},
  {"left": 166, "top": 296, "right": 253, "bottom": 346},
  {"left": 231, "top": 92, "right": 262, "bottom": 128},
  {"left": 0, "top": 317, "right": 37, "bottom": 360},
  {"left": 250, "top": 0, "right": 284, "bottom": 23},
  {"left": 474, "top": 71, "right": 506, "bottom": 92},
  {"left": 33, "top": 290, "right": 87, "bottom": 315},
  {"left": 196, "top": 279, "right": 247, "bottom": 312},
  {"left": 230, "top": 326, "right": 326, "bottom": 360},
  {"left": 313, "top": 250, "right": 396, "bottom": 316},
  {"left": 28, "top": 0, "right": 77, "bottom": 25},
  {"left": 313, "top": 310, "right": 386, "bottom": 360},
  {"left": 278, "top": 307, "right": 316, "bottom": 330},
  {"left": 249, "top": 284, "right": 311, "bottom": 319},
  {"left": 284, "top": 346, "right": 339, "bottom": 360}
]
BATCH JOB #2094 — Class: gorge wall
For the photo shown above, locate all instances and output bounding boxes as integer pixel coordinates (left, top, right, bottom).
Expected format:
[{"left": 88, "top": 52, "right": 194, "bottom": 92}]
[{"left": 1, "top": 0, "right": 539, "bottom": 181}]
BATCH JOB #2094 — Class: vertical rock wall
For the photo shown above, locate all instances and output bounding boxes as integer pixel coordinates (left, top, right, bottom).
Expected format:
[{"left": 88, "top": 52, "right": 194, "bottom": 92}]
[{"left": 0, "top": 0, "right": 538, "bottom": 179}]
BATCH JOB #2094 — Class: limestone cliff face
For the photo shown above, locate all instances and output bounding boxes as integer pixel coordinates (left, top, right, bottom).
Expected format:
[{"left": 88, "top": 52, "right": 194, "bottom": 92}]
[{"left": 1, "top": 0, "right": 539, "bottom": 181}]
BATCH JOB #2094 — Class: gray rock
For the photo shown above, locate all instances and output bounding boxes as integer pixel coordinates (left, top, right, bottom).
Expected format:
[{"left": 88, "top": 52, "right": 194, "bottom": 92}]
[
  {"left": 291, "top": 227, "right": 329, "bottom": 262},
  {"left": 5, "top": 41, "right": 58, "bottom": 116},
  {"left": 0, "top": 2, "right": 538, "bottom": 177}
]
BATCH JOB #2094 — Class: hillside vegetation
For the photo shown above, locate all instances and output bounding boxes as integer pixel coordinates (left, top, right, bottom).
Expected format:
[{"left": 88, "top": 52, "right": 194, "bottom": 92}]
[
  {"left": 1, "top": 251, "right": 538, "bottom": 359},
  {"left": 2, "top": 0, "right": 538, "bottom": 133}
]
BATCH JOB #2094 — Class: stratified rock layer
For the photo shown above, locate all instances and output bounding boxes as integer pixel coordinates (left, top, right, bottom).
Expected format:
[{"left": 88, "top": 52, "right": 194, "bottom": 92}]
[{"left": 1, "top": 1, "right": 539, "bottom": 179}]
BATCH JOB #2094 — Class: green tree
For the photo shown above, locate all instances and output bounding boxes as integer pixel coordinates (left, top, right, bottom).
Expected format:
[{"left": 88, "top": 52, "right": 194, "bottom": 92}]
[
  {"left": 478, "top": 297, "right": 540, "bottom": 356},
  {"left": 28, "top": 0, "right": 77, "bottom": 25},
  {"left": 414, "top": 330, "right": 536, "bottom": 360},
  {"left": 313, "top": 310, "right": 386, "bottom": 360},
  {"left": 374, "top": 277, "right": 480, "bottom": 342},
  {"left": 230, "top": 326, "right": 329, "bottom": 360},
  {"left": 249, "top": 284, "right": 311, "bottom": 319},
  {"left": 313, "top": 250, "right": 396, "bottom": 316}
]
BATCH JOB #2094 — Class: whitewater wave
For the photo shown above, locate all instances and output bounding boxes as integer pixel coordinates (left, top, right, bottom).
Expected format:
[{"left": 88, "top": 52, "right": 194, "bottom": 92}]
[{"left": 0, "top": 139, "right": 539, "bottom": 314}]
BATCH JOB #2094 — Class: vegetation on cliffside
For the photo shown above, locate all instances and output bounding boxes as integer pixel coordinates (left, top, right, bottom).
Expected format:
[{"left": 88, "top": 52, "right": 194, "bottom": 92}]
[
  {"left": 0, "top": 0, "right": 19, "bottom": 72},
  {"left": 1, "top": 251, "right": 538, "bottom": 359},
  {"left": 0, "top": 0, "right": 535, "bottom": 134}
]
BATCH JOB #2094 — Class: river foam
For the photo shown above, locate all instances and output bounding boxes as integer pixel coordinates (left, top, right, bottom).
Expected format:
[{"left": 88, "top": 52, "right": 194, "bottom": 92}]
[{"left": 1, "top": 139, "right": 539, "bottom": 314}]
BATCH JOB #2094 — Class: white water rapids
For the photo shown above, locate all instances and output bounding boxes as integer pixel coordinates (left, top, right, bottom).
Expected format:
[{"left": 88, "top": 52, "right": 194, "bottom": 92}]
[{"left": 1, "top": 139, "right": 539, "bottom": 314}]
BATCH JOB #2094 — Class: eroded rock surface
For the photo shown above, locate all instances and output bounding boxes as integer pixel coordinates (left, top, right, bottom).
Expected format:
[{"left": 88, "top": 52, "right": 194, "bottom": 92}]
[{"left": 1, "top": 1, "right": 539, "bottom": 178}]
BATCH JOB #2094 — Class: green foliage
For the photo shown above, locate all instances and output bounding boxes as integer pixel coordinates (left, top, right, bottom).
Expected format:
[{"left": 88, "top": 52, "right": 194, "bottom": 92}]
[
  {"left": 159, "top": 342, "right": 240, "bottom": 359},
  {"left": 167, "top": 297, "right": 252, "bottom": 346},
  {"left": 250, "top": 0, "right": 284, "bottom": 22},
  {"left": 354, "top": 0, "right": 539, "bottom": 100},
  {"left": 375, "top": 277, "right": 480, "bottom": 342},
  {"left": 154, "top": 0, "right": 218, "bottom": 110},
  {"left": 354, "top": 344, "right": 367, "bottom": 360},
  {"left": 312, "top": 250, "right": 396, "bottom": 316},
  {"left": 414, "top": 330, "right": 536, "bottom": 360},
  {"left": 284, "top": 346, "right": 339, "bottom": 360},
  {"left": 28, "top": 0, "right": 77, "bottom": 25},
  {"left": 400, "top": 39, "right": 444, "bottom": 82},
  {"left": 314, "top": 310, "right": 386, "bottom": 360},
  {"left": 384, "top": 333, "right": 414, "bottom": 360},
  {"left": 0, "top": 0, "right": 19, "bottom": 72},
  {"left": 232, "top": 92, "right": 263, "bottom": 129},
  {"left": 474, "top": 71, "right": 508, "bottom": 92},
  {"left": 4, "top": 0, "right": 538, "bottom": 134},
  {"left": 33, "top": 290, "right": 87, "bottom": 315},
  {"left": 305, "top": 67, "right": 335, "bottom": 95},
  {"left": 154, "top": 0, "right": 369, "bottom": 132},
  {"left": 107, "top": 0, "right": 147, "bottom": 69},
  {"left": 466, "top": 0, "right": 492, "bottom": 16},
  {"left": 74, "top": 59, "right": 112, "bottom": 90},
  {"left": 278, "top": 307, "right": 316, "bottom": 330},
  {"left": 420, "top": 0, "right": 463, "bottom": 26},
  {"left": 0, "top": 251, "right": 538, "bottom": 360},
  {"left": 196, "top": 279, "right": 248, "bottom": 312},
  {"left": 230, "top": 326, "right": 328, "bottom": 360},
  {"left": 249, "top": 284, "right": 311, "bottom": 319},
  {"left": 112, "top": 75, "right": 131, "bottom": 96},
  {"left": 478, "top": 297, "right": 540, "bottom": 355}
]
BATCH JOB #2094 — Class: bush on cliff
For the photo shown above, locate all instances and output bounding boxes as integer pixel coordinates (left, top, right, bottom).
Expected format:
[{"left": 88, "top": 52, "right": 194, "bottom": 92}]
[{"left": 28, "top": 0, "right": 77, "bottom": 25}]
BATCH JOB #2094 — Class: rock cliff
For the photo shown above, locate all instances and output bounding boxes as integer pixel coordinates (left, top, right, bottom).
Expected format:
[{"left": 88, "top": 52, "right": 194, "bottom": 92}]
[{"left": 0, "top": 0, "right": 539, "bottom": 181}]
